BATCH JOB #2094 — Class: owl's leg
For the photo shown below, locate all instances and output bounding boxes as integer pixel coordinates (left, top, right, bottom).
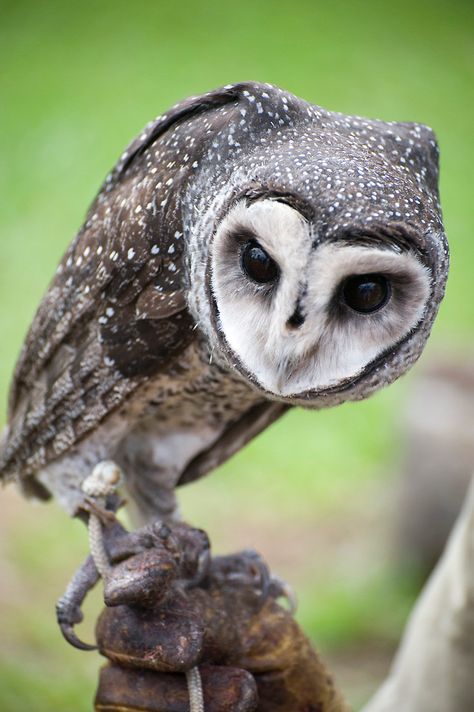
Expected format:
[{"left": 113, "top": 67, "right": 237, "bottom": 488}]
[
  {"left": 56, "top": 509, "right": 129, "bottom": 650},
  {"left": 81, "top": 460, "right": 124, "bottom": 576},
  {"left": 55, "top": 517, "right": 154, "bottom": 651},
  {"left": 56, "top": 461, "right": 127, "bottom": 650},
  {"left": 64, "top": 461, "right": 209, "bottom": 712},
  {"left": 55, "top": 515, "right": 126, "bottom": 651},
  {"left": 56, "top": 502, "right": 210, "bottom": 653}
]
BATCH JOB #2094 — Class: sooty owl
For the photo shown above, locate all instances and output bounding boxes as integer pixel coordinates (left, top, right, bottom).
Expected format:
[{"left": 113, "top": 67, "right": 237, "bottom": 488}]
[{"left": 0, "top": 82, "right": 448, "bottom": 522}]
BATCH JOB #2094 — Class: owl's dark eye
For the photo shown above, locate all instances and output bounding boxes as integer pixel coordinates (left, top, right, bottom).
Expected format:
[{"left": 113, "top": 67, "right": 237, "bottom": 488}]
[
  {"left": 342, "top": 274, "right": 390, "bottom": 314},
  {"left": 241, "top": 241, "right": 280, "bottom": 284}
]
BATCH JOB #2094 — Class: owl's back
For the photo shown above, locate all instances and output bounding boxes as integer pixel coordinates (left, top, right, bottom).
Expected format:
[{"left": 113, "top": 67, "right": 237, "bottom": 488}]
[{"left": 0, "top": 83, "right": 287, "bottom": 494}]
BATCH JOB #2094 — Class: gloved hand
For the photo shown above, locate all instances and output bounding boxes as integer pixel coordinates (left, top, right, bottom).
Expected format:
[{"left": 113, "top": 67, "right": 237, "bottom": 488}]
[{"left": 94, "top": 544, "right": 351, "bottom": 712}]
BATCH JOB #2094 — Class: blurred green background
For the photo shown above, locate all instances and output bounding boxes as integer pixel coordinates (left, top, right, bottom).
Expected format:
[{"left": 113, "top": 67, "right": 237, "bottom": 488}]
[{"left": 0, "top": 0, "right": 473, "bottom": 709}]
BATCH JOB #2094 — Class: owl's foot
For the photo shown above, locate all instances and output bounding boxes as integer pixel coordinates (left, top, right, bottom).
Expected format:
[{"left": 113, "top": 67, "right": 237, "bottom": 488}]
[
  {"left": 56, "top": 516, "right": 127, "bottom": 650},
  {"left": 56, "top": 518, "right": 210, "bottom": 651},
  {"left": 56, "top": 554, "right": 100, "bottom": 650},
  {"left": 210, "top": 549, "right": 296, "bottom": 612},
  {"left": 209, "top": 550, "right": 271, "bottom": 604}
]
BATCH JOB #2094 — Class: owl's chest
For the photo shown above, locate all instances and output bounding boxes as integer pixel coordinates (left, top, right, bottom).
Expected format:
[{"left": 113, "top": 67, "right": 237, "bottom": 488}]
[
  {"left": 114, "top": 340, "right": 263, "bottom": 489},
  {"left": 137, "top": 339, "right": 261, "bottom": 431}
]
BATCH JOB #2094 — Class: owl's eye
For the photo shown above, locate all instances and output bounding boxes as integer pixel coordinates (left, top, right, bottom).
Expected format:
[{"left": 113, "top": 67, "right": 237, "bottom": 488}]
[
  {"left": 241, "top": 241, "right": 280, "bottom": 284},
  {"left": 342, "top": 274, "right": 391, "bottom": 314}
]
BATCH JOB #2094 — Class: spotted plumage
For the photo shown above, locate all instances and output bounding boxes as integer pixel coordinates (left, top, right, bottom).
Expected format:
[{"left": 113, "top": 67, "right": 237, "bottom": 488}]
[{"left": 0, "top": 82, "right": 448, "bottom": 520}]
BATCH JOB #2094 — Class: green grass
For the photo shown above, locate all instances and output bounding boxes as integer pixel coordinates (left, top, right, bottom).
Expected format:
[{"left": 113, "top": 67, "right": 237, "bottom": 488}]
[{"left": 0, "top": 0, "right": 473, "bottom": 709}]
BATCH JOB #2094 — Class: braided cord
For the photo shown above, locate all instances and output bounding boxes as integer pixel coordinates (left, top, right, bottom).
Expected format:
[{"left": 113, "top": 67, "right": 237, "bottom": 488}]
[
  {"left": 88, "top": 513, "right": 111, "bottom": 578},
  {"left": 186, "top": 666, "right": 204, "bottom": 712}
]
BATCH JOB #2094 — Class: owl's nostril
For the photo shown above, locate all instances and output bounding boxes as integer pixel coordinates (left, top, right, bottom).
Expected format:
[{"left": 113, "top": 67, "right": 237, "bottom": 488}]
[{"left": 287, "top": 307, "right": 305, "bottom": 329}]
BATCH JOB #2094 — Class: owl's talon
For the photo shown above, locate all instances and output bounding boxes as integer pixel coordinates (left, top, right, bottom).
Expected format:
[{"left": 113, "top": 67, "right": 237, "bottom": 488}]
[
  {"left": 245, "top": 550, "right": 272, "bottom": 600},
  {"left": 195, "top": 547, "right": 212, "bottom": 587},
  {"left": 268, "top": 576, "right": 298, "bottom": 614},
  {"left": 58, "top": 621, "right": 97, "bottom": 651}
]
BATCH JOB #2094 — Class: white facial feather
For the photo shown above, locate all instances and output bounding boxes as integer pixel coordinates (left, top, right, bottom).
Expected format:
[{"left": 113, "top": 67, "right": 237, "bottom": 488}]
[{"left": 211, "top": 200, "right": 431, "bottom": 396}]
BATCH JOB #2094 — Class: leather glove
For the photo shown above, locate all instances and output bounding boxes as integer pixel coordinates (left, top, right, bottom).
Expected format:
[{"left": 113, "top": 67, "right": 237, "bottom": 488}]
[{"left": 94, "top": 548, "right": 351, "bottom": 712}]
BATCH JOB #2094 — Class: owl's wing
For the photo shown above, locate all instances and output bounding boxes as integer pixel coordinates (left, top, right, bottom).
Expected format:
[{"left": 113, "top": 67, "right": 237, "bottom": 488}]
[
  {"left": 0, "top": 84, "right": 249, "bottom": 486},
  {"left": 177, "top": 401, "right": 289, "bottom": 486},
  {"left": 0, "top": 217, "right": 194, "bottom": 486}
]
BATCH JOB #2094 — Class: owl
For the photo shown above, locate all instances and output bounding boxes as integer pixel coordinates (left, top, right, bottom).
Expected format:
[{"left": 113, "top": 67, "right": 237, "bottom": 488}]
[{"left": 0, "top": 82, "right": 448, "bottom": 522}]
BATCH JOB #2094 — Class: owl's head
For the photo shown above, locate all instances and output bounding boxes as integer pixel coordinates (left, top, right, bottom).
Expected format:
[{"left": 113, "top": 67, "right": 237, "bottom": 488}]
[
  {"left": 210, "top": 197, "right": 433, "bottom": 403},
  {"left": 199, "top": 86, "right": 448, "bottom": 406},
  {"left": 102, "top": 80, "right": 445, "bottom": 409}
]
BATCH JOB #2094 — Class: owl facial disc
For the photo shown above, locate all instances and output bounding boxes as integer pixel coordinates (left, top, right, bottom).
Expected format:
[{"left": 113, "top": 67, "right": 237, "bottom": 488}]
[{"left": 211, "top": 199, "right": 431, "bottom": 398}]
